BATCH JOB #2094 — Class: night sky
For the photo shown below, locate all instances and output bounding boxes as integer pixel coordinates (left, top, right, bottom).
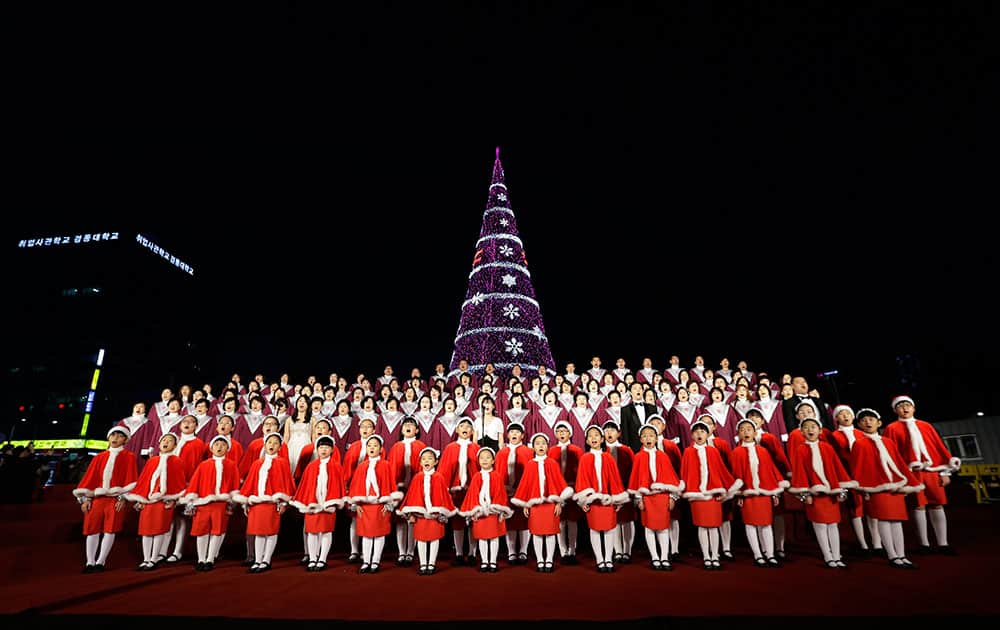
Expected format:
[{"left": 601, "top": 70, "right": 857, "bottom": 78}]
[{"left": 9, "top": 3, "right": 996, "bottom": 421}]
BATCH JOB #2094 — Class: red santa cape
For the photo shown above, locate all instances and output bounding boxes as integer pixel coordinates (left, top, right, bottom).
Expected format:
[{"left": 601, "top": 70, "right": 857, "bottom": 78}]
[
  {"left": 73, "top": 447, "right": 138, "bottom": 500},
  {"left": 125, "top": 453, "right": 186, "bottom": 503},
  {"left": 573, "top": 450, "right": 630, "bottom": 506},
  {"left": 789, "top": 440, "right": 858, "bottom": 495},
  {"left": 628, "top": 447, "right": 683, "bottom": 496},
  {"left": 459, "top": 468, "right": 514, "bottom": 519},
  {"left": 680, "top": 444, "right": 742, "bottom": 501},
  {"left": 388, "top": 437, "right": 427, "bottom": 490},
  {"left": 511, "top": 456, "right": 573, "bottom": 508},
  {"left": 348, "top": 457, "right": 403, "bottom": 505},
  {"left": 849, "top": 433, "right": 925, "bottom": 494},
  {"left": 730, "top": 442, "right": 788, "bottom": 496},
  {"left": 496, "top": 443, "right": 533, "bottom": 493},
  {"left": 291, "top": 456, "right": 347, "bottom": 513},
  {"left": 181, "top": 456, "right": 241, "bottom": 506},
  {"left": 236, "top": 454, "right": 296, "bottom": 505},
  {"left": 438, "top": 439, "right": 480, "bottom": 492},
  {"left": 401, "top": 469, "right": 458, "bottom": 518},
  {"left": 884, "top": 418, "right": 961, "bottom": 473}
]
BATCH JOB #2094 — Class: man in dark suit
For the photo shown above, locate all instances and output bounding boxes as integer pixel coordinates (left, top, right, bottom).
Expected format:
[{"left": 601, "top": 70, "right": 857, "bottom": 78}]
[
  {"left": 621, "top": 382, "right": 658, "bottom": 452},
  {"left": 782, "top": 375, "right": 833, "bottom": 433}
]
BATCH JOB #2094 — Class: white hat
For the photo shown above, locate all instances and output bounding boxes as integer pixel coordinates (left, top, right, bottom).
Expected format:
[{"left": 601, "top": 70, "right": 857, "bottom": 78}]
[
  {"left": 891, "top": 395, "right": 915, "bottom": 409},
  {"left": 107, "top": 425, "right": 131, "bottom": 439},
  {"left": 210, "top": 435, "right": 231, "bottom": 448},
  {"left": 262, "top": 431, "right": 283, "bottom": 444},
  {"left": 314, "top": 435, "right": 335, "bottom": 449},
  {"left": 832, "top": 405, "right": 853, "bottom": 418},
  {"left": 529, "top": 432, "right": 550, "bottom": 445},
  {"left": 158, "top": 432, "right": 178, "bottom": 444},
  {"left": 553, "top": 420, "right": 573, "bottom": 436},
  {"left": 366, "top": 434, "right": 384, "bottom": 447},
  {"left": 602, "top": 419, "right": 620, "bottom": 431},
  {"left": 856, "top": 408, "right": 881, "bottom": 421},
  {"left": 418, "top": 446, "right": 439, "bottom": 460},
  {"left": 478, "top": 446, "right": 497, "bottom": 459},
  {"left": 647, "top": 413, "right": 665, "bottom": 424},
  {"left": 638, "top": 423, "right": 658, "bottom": 437},
  {"left": 736, "top": 417, "right": 756, "bottom": 433}
]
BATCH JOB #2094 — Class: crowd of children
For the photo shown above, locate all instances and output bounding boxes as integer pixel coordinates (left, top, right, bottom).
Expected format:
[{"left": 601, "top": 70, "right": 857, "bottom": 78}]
[{"left": 74, "top": 357, "right": 962, "bottom": 575}]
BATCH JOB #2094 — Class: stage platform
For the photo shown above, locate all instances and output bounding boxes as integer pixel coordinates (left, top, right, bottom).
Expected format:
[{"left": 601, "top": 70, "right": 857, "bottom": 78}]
[{"left": 1, "top": 485, "right": 997, "bottom": 626}]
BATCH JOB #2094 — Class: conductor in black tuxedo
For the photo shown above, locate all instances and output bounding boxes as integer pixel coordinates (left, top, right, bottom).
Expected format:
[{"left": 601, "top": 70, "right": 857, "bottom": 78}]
[
  {"left": 782, "top": 375, "right": 833, "bottom": 433},
  {"left": 621, "top": 382, "right": 658, "bottom": 452}
]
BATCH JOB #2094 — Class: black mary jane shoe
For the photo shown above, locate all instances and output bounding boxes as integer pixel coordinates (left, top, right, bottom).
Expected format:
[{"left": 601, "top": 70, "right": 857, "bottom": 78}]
[
  {"left": 711, "top": 559, "right": 721, "bottom": 571},
  {"left": 703, "top": 560, "right": 713, "bottom": 571},
  {"left": 306, "top": 562, "right": 318, "bottom": 572},
  {"left": 536, "top": 564, "right": 545, "bottom": 573},
  {"left": 369, "top": 564, "right": 380, "bottom": 574},
  {"left": 766, "top": 556, "right": 781, "bottom": 568},
  {"left": 83, "top": 564, "right": 95, "bottom": 574},
  {"left": 620, "top": 554, "right": 631, "bottom": 564},
  {"left": 661, "top": 561, "right": 673, "bottom": 572},
  {"left": 937, "top": 545, "right": 958, "bottom": 556},
  {"left": 359, "top": 564, "right": 370, "bottom": 574},
  {"left": 315, "top": 561, "right": 328, "bottom": 572},
  {"left": 196, "top": 562, "right": 206, "bottom": 572},
  {"left": 203, "top": 562, "right": 215, "bottom": 571},
  {"left": 418, "top": 566, "right": 428, "bottom": 576},
  {"left": 914, "top": 545, "right": 932, "bottom": 556},
  {"left": 256, "top": 562, "right": 271, "bottom": 573},
  {"left": 479, "top": 564, "right": 489, "bottom": 573},
  {"left": 347, "top": 553, "right": 361, "bottom": 564},
  {"left": 489, "top": 563, "right": 498, "bottom": 573},
  {"left": 517, "top": 553, "right": 528, "bottom": 565},
  {"left": 427, "top": 565, "right": 437, "bottom": 575},
  {"left": 721, "top": 550, "right": 735, "bottom": 562},
  {"left": 824, "top": 560, "right": 839, "bottom": 569},
  {"left": 651, "top": 560, "right": 662, "bottom": 571},
  {"left": 754, "top": 557, "right": 768, "bottom": 568}
]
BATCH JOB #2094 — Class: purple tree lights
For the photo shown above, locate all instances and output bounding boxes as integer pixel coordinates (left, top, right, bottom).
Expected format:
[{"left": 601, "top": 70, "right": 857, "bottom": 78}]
[{"left": 449, "top": 148, "right": 556, "bottom": 380}]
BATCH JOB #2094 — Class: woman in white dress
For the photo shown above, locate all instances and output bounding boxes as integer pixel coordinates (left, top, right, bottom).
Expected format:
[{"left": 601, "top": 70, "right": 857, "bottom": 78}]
[{"left": 283, "top": 395, "right": 315, "bottom": 474}]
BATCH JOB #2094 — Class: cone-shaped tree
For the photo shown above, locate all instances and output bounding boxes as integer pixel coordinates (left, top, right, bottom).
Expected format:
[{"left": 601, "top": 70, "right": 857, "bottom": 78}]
[{"left": 449, "top": 148, "right": 556, "bottom": 380}]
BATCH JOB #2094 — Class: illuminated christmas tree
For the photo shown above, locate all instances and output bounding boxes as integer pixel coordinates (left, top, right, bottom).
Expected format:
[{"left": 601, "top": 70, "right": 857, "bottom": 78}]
[{"left": 449, "top": 148, "right": 556, "bottom": 380}]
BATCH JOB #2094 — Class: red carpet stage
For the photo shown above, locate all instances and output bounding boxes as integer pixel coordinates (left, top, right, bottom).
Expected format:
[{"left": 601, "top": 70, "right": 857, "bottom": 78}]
[{"left": 2, "top": 485, "right": 998, "bottom": 624}]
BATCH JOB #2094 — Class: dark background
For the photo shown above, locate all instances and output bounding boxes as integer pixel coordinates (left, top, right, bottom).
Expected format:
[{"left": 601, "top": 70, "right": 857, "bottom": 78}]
[{"left": 7, "top": 2, "right": 997, "bottom": 434}]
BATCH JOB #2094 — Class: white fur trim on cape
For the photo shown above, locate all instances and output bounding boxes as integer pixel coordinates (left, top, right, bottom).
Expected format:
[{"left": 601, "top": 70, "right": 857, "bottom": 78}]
[
  {"left": 742, "top": 480, "right": 790, "bottom": 497},
  {"left": 400, "top": 505, "right": 458, "bottom": 518},
  {"left": 855, "top": 480, "right": 905, "bottom": 494},
  {"left": 916, "top": 457, "right": 962, "bottom": 474},
  {"left": 511, "top": 486, "right": 574, "bottom": 508},
  {"left": 73, "top": 482, "right": 137, "bottom": 499},
  {"left": 449, "top": 484, "right": 469, "bottom": 493},
  {"left": 572, "top": 488, "right": 631, "bottom": 507},
  {"left": 241, "top": 492, "right": 293, "bottom": 505},
  {"left": 683, "top": 479, "right": 744, "bottom": 501},
  {"left": 629, "top": 482, "right": 684, "bottom": 497},
  {"left": 182, "top": 491, "right": 239, "bottom": 506},
  {"left": 457, "top": 504, "right": 514, "bottom": 519},
  {"left": 123, "top": 491, "right": 184, "bottom": 504},
  {"left": 290, "top": 497, "right": 347, "bottom": 514}
]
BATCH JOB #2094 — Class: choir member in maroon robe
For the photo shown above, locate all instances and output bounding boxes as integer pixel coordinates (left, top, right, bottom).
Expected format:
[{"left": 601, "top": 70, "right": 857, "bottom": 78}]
[
  {"left": 668, "top": 387, "right": 699, "bottom": 449},
  {"left": 527, "top": 390, "right": 569, "bottom": 444},
  {"left": 118, "top": 402, "right": 153, "bottom": 470},
  {"left": 134, "top": 397, "right": 184, "bottom": 465},
  {"left": 327, "top": 400, "right": 355, "bottom": 461},
  {"left": 147, "top": 388, "right": 174, "bottom": 429},
  {"left": 704, "top": 387, "right": 740, "bottom": 448},
  {"left": 567, "top": 392, "right": 598, "bottom": 449}
]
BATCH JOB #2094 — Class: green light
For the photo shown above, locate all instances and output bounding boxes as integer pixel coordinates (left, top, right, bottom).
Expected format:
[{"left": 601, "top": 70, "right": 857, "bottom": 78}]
[
  {"left": 6, "top": 439, "right": 108, "bottom": 449},
  {"left": 90, "top": 369, "right": 100, "bottom": 390},
  {"left": 79, "top": 412, "right": 91, "bottom": 437}
]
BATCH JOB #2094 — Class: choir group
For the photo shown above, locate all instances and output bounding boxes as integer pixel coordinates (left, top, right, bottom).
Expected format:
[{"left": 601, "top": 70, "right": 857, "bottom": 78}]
[{"left": 73, "top": 356, "right": 962, "bottom": 576}]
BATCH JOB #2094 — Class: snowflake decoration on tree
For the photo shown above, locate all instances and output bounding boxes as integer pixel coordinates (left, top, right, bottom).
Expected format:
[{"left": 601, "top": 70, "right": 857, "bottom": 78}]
[
  {"left": 505, "top": 337, "right": 524, "bottom": 356},
  {"left": 532, "top": 325, "right": 543, "bottom": 336},
  {"left": 499, "top": 218, "right": 509, "bottom": 227},
  {"left": 497, "top": 193, "right": 507, "bottom": 202},
  {"left": 501, "top": 273, "right": 517, "bottom": 288},
  {"left": 470, "top": 292, "right": 484, "bottom": 305},
  {"left": 498, "top": 244, "right": 514, "bottom": 257},
  {"left": 503, "top": 303, "right": 520, "bottom": 320}
]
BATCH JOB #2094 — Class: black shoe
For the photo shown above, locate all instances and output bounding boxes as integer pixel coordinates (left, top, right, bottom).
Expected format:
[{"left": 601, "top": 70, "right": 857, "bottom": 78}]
[
  {"left": 83, "top": 564, "right": 95, "bottom": 574},
  {"left": 256, "top": 562, "right": 271, "bottom": 573},
  {"left": 428, "top": 565, "right": 437, "bottom": 575},
  {"left": 452, "top": 555, "right": 466, "bottom": 566},
  {"left": 242, "top": 557, "right": 254, "bottom": 567},
  {"left": 517, "top": 553, "right": 528, "bottom": 565},
  {"left": 369, "top": 564, "right": 380, "bottom": 574},
  {"left": 937, "top": 545, "right": 958, "bottom": 556},
  {"left": 915, "top": 545, "right": 932, "bottom": 555},
  {"left": 825, "top": 560, "right": 839, "bottom": 569},
  {"left": 479, "top": 564, "right": 489, "bottom": 573},
  {"left": 872, "top": 547, "right": 887, "bottom": 559},
  {"left": 300, "top": 555, "right": 310, "bottom": 566},
  {"left": 651, "top": 560, "right": 662, "bottom": 571},
  {"left": 203, "top": 562, "right": 214, "bottom": 571},
  {"left": 315, "top": 561, "right": 328, "bottom": 572},
  {"left": 721, "top": 550, "right": 735, "bottom": 562},
  {"left": 766, "top": 556, "right": 781, "bottom": 568},
  {"left": 754, "top": 557, "right": 768, "bottom": 568},
  {"left": 93, "top": 564, "right": 105, "bottom": 573},
  {"left": 359, "top": 564, "right": 370, "bottom": 574},
  {"left": 348, "top": 553, "right": 361, "bottom": 564},
  {"left": 306, "top": 562, "right": 318, "bottom": 572},
  {"left": 536, "top": 564, "right": 545, "bottom": 572},
  {"left": 620, "top": 554, "right": 631, "bottom": 564},
  {"left": 489, "top": 563, "right": 498, "bottom": 573},
  {"left": 775, "top": 550, "right": 786, "bottom": 560},
  {"left": 196, "top": 562, "right": 206, "bottom": 572},
  {"left": 670, "top": 552, "right": 681, "bottom": 563},
  {"left": 703, "top": 560, "right": 713, "bottom": 570},
  {"left": 661, "top": 561, "right": 673, "bottom": 572}
]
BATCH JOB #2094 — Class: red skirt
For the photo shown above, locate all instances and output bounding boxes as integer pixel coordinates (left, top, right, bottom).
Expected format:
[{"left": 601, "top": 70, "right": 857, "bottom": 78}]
[
  {"left": 246, "top": 503, "right": 282, "bottom": 536},
  {"left": 414, "top": 517, "right": 445, "bottom": 542},
  {"left": 471, "top": 514, "right": 507, "bottom": 539},
  {"left": 584, "top": 504, "right": 616, "bottom": 532},
  {"left": 137, "top": 501, "right": 174, "bottom": 536},
  {"left": 527, "top": 503, "right": 560, "bottom": 536},
  {"left": 191, "top": 502, "right": 229, "bottom": 536},
  {"left": 83, "top": 497, "right": 128, "bottom": 535},
  {"left": 805, "top": 495, "right": 841, "bottom": 524},
  {"left": 911, "top": 471, "right": 947, "bottom": 507},
  {"left": 689, "top": 499, "right": 723, "bottom": 528},
  {"left": 639, "top": 493, "right": 671, "bottom": 531},
  {"left": 868, "top": 492, "right": 908, "bottom": 521},
  {"left": 304, "top": 511, "right": 336, "bottom": 534},
  {"left": 356, "top": 503, "right": 392, "bottom": 537},
  {"left": 740, "top": 495, "right": 773, "bottom": 527}
]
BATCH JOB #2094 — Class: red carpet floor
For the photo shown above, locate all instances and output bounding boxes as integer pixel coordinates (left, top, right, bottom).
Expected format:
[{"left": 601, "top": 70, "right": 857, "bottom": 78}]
[{"left": 1, "top": 485, "right": 998, "bottom": 622}]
